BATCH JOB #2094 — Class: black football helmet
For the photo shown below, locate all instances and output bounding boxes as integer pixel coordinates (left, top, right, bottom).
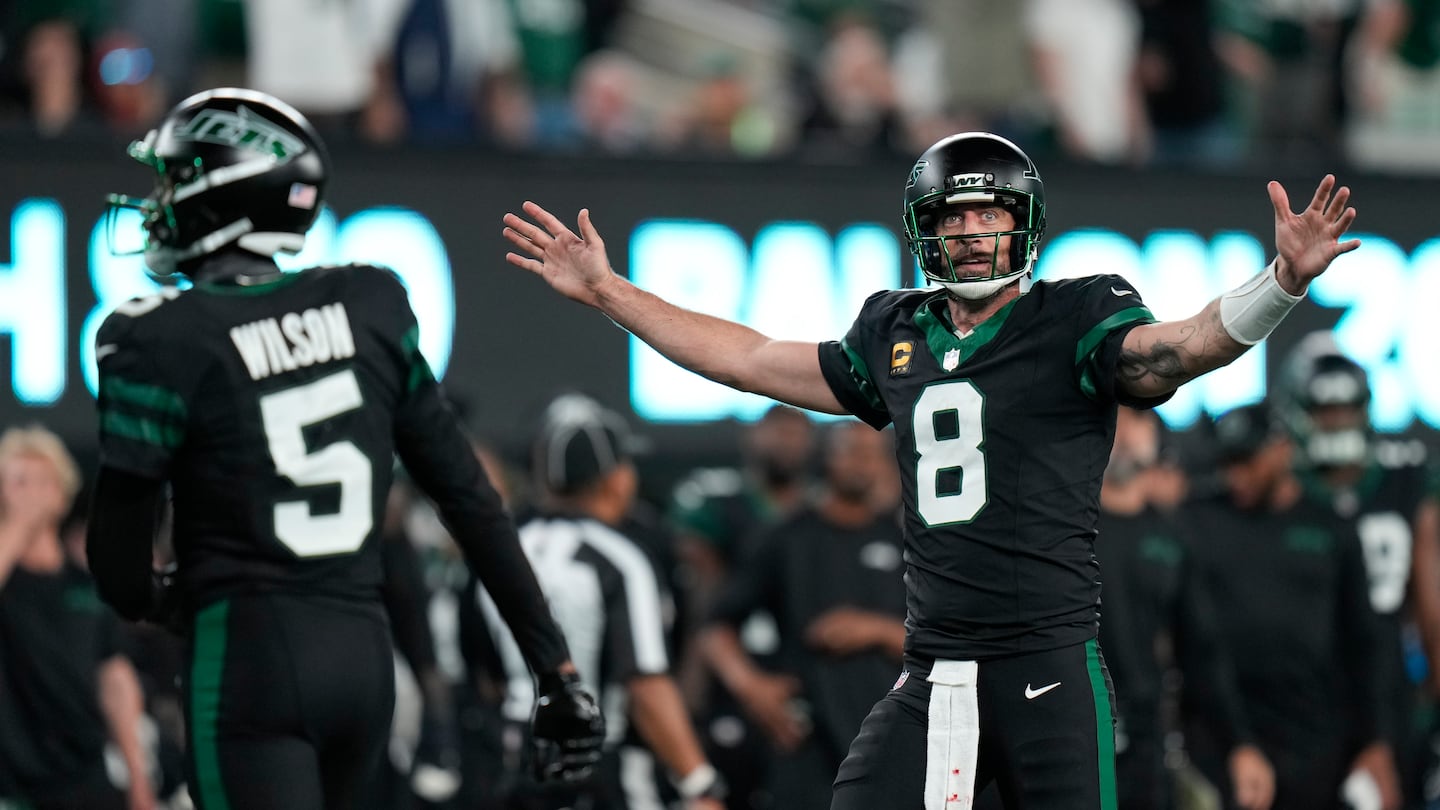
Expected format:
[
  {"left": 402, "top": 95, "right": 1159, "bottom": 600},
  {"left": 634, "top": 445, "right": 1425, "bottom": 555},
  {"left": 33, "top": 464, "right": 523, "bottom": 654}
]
[
  {"left": 107, "top": 88, "right": 329, "bottom": 277},
  {"left": 903, "top": 132, "right": 1046, "bottom": 300},
  {"left": 1276, "top": 331, "right": 1372, "bottom": 469}
]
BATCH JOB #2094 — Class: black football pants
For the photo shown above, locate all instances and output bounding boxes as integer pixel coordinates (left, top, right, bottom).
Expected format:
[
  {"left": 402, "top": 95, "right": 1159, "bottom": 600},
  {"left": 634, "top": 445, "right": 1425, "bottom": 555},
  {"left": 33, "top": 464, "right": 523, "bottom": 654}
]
[
  {"left": 184, "top": 593, "right": 395, "bottom": 810},
  {"left": 831, "top": 639, "right": 1117, "bottom": 810}
]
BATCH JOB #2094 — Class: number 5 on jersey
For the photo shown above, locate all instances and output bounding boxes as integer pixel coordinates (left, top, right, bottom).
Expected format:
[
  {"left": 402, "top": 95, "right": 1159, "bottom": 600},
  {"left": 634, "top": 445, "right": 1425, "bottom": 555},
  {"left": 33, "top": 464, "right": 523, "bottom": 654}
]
[
  {"left": 259, "top": 369, "right": 373, "bottom": 557},
  {"left": 914, "top": 381, "right": 988, "bottom": 525}
]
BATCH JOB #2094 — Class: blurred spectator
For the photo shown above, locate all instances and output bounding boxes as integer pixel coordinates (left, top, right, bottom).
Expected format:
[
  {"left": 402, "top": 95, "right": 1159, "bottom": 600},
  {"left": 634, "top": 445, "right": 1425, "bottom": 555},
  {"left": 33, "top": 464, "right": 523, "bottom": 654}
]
[
  {"left": 699, "top": 420, "right": 904, "bottom": 810},
  {"left": 507, "top": 0, "right": 630, "bottom": 149},
  {"left": 571, "top": 49, "right": 649, "bottom": 153},
  {"left": 795, "top": 19, "right": 905, "bottom": 160},
  {"left": 892, "top": 1, "right": 1043, "bottom": 155},
  {"left": 1347, "top": 0, "right": 1440, "bottom": 170},
  {"left": 0, "top": 425, "right": 156, "bottom": 810},
  {"left": 1180, "top": 404, "right": 1399, "bottom": 810},
  {"left": 1136, "top": 0, "right": 1243, "bottom": 167},
  {"left": 1097, "top": 407, "right": 1272, "bottom": 810},
  {"left": 364, "top": 0, "right": 528, "bottom": 145},
  {"left": 661, "top": 51, "right": 775, "bottom": 158},
  {"left": 1216, "top": 0, "right": 1363, "bottom": 165},
  {"left": 1023, "top": 0, "right": 1149, "bottom": 164},
  {"left": 87, "top": 31, "right": 166, "bottom": 135},
  {"left": 243, "top": 0, "right": 408, "bottom": 134}
]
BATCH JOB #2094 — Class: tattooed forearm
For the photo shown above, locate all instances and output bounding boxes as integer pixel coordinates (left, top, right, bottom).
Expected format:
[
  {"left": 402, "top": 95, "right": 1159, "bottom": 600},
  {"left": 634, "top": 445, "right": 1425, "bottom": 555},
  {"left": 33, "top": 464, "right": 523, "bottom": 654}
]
[
  {"left": 1117, "top": 340, "right": 1191, "bottom": 386},
  {"left": 1116, "top": 304, "right": 1248, "bottom": 398}
]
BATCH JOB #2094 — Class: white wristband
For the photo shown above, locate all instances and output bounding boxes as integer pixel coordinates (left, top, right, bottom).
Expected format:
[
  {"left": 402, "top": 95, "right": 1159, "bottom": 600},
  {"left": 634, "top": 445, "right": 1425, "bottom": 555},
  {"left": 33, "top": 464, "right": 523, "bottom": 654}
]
[
  {"left": 1218, "top": 261, "right": 1305, "bottom": 346},
  {"left": 676, "top": 763, "right": 720, "bottom": 799}
]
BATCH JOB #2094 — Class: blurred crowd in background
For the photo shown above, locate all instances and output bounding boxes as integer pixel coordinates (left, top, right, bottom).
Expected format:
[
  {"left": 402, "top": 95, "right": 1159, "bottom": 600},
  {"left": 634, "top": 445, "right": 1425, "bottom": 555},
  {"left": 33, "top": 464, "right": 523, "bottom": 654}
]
[{"left": 2, "top": 0, "right": 1440, "bottom": 172}]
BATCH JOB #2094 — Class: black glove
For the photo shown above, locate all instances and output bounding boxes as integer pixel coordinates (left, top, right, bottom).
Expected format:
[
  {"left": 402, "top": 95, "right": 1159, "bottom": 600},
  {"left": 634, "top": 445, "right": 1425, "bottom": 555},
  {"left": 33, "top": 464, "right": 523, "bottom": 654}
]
[{"left": 531, "top": 670, "right": 605, "bottom": 784}]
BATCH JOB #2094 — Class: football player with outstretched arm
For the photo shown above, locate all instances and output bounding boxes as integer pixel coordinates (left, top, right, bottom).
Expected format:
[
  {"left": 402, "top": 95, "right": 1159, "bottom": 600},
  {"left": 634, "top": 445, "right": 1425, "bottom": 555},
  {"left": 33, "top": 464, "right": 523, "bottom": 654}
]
[
  {"left": 502, "top": 132, "right": 1360, "bottom": 810},
  {"left": 85, "top": 88, "right": 605, "bottom": 810}
]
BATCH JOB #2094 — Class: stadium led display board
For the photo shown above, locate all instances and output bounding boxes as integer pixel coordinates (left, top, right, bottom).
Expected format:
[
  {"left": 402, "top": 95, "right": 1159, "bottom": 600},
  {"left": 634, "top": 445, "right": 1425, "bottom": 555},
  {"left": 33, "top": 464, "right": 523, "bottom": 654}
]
[{"left": 1, "top": 141, "right": 1436, "bottom": 461}]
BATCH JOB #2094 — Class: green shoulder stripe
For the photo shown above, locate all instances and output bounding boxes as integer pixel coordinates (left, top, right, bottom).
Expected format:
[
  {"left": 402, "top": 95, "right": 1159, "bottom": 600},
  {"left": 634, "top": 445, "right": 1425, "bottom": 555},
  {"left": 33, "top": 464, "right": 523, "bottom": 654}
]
[
  {"left": 101, "top": 411, "right": 184, "bottom": 449},
  {"left": 1074, "top": 307, "right": 1155, "bottom": 369},
  {"left": 841, "top": 337, "right": 885, "bottom": 413},
  {"left": 101, "top": 377, "right": 187, "bottom": 417},
  {"left": 401, "top": 325, "right": 434, "bottom": 393}
]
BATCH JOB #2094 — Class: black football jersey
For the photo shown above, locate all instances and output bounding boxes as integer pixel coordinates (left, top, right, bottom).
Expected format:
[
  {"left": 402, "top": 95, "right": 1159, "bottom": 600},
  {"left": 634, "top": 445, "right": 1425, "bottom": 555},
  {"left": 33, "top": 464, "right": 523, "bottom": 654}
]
[
  {"left": 818, "top": 275, "right": 1164, "bottom": 660},
  {"left": 95, "top": 265, "right": 449, "bottom": 605},
  {"left": 1180, "top": 494, "right": 1385, "bottom": 750},
  {"left": 1300, "top": 457, "right": 1430, "bottom": 618}
]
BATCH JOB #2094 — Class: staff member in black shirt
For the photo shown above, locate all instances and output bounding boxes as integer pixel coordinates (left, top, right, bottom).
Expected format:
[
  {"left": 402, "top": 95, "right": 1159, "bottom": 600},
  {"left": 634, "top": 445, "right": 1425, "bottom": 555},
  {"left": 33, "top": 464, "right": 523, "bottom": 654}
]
[
  {"left": 700, "top": 420, "right": 906, "bottom": 810},
  {"left": 1097, "top": 407, "right": 1272, "bottom": 810},
  {"left": 1180, "top": 404, "right": 1397, "bottom": 810}
]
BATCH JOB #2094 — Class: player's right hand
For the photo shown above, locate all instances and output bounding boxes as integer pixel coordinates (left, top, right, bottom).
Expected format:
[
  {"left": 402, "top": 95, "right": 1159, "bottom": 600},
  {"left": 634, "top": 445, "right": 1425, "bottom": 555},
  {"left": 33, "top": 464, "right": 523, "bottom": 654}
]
[
  {"left": 503, "top": 203, "right": 616, "bottom": 309},
  {"left": 531, "top": 670, "right": 606, "bottom": 784}
]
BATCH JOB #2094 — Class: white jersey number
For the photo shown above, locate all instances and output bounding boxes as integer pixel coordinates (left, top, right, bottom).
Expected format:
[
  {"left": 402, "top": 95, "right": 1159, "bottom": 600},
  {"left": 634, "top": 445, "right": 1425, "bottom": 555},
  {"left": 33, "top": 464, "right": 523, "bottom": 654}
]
[
  {"left": 1357, "top": 511, "right": 1411, "bottom": 614},
  {"left": 914, "top": 381, "right": 988, "bottom": 525},
  {"left": 258, "top": 369, "right": 373, "bottom": 557}
]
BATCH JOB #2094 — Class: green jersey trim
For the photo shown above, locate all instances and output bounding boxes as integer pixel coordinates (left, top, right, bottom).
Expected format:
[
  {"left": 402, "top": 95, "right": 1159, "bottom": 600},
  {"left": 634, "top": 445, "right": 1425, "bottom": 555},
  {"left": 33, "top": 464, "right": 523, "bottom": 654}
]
[
  {"left": 101, "top": 376, "right": 187, "bottom": 418},
  {"left": 400, "top": 325, "right": 435, "bottom": 393},
  {"left": 100, "top": 411, "right": 184, "bottom": 449},
  {"left": 840, "top": 337, "right": 885, "bottom": 413},
  {"left": 1075, "top": 307, "right": 1156, "bottom": 400},
  {"left": 195, "top": 272, "right": 305, "bottom": 296},
  {"left": 912, "top": 293, "right": 1018, "bottom": 369}
]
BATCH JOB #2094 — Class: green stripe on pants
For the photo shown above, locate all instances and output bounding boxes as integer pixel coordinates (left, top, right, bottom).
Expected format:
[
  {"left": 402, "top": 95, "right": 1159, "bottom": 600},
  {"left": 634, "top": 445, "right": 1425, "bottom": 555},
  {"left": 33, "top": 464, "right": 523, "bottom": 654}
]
[
  {"left": 191, "top": 600, "right": 231, "bottom": 810},
  {"left": 1085, "top": 638, "right": 1118, "bottom": 810}
]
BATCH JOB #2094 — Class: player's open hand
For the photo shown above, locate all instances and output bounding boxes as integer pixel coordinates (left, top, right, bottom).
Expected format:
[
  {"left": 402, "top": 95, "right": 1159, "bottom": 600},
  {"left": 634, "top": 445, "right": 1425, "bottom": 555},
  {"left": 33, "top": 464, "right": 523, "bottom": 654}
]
[
  {"left": 1268, "top": 174, "right": 1360, "bottom": 295},
  {"left": 503, "top": 202, "right": 616, "bottom": 309}
]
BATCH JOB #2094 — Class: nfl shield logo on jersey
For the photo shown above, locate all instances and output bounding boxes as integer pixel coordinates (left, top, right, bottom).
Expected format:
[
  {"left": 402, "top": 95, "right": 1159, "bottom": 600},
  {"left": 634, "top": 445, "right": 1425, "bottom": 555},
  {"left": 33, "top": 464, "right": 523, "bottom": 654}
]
[
  {"left": 893, "top": 670, "right": 909, "bottom": 690},
  {"left": 942, "top": 348, "right": 960, "bottom": 372}
]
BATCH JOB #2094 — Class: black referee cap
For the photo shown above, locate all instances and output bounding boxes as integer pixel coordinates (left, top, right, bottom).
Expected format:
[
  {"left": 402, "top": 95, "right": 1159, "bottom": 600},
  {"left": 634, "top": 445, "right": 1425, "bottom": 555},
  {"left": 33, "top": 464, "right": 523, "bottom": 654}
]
[{"left": 533, "top": 394, "right": 639, "bottom": 495}]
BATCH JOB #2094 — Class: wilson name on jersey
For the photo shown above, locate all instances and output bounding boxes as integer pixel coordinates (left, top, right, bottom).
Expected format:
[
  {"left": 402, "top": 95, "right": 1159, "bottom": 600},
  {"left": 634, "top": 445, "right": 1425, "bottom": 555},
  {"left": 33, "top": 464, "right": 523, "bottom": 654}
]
[
  {"left": 95, "top": 264, "right": 435, "bottom": 603},
  {"left": 818, "top": 275, "right": 1163, "bottom": 660}
]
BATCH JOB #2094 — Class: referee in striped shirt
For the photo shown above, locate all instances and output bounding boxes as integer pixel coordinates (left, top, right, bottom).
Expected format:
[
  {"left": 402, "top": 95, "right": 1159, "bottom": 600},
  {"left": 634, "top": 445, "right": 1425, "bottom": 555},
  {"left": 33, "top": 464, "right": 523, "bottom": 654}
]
[{"left": 479, "top": 394, "right": 725, "bottom": 810}]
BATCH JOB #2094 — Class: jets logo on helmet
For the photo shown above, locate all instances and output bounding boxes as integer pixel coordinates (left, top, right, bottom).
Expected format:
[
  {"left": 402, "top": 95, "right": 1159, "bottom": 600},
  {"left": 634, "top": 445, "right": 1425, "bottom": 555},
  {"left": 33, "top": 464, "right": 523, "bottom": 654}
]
[
  {"left": 906, "top": 159, "right": 928, "bottom": 190},
  {"left": 178, "top": 106, "right": 308, "bottom": 161}
]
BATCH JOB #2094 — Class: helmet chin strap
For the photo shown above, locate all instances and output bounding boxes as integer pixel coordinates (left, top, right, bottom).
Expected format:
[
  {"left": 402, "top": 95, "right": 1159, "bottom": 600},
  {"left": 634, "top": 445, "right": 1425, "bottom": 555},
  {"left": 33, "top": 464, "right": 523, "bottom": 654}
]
[{"left": 940, "top": 269, "right": 1029, "bottom": 301}]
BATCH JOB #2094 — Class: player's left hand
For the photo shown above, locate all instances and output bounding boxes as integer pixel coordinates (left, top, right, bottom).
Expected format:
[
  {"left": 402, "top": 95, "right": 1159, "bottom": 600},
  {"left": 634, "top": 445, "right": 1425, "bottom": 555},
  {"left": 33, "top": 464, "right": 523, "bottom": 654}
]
[
  {"left": 531, "top": 670, "right": 605, "bottom": 784},
  {"left": 1268, "top": 174, "right": 1360, "bottom": 295}
]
